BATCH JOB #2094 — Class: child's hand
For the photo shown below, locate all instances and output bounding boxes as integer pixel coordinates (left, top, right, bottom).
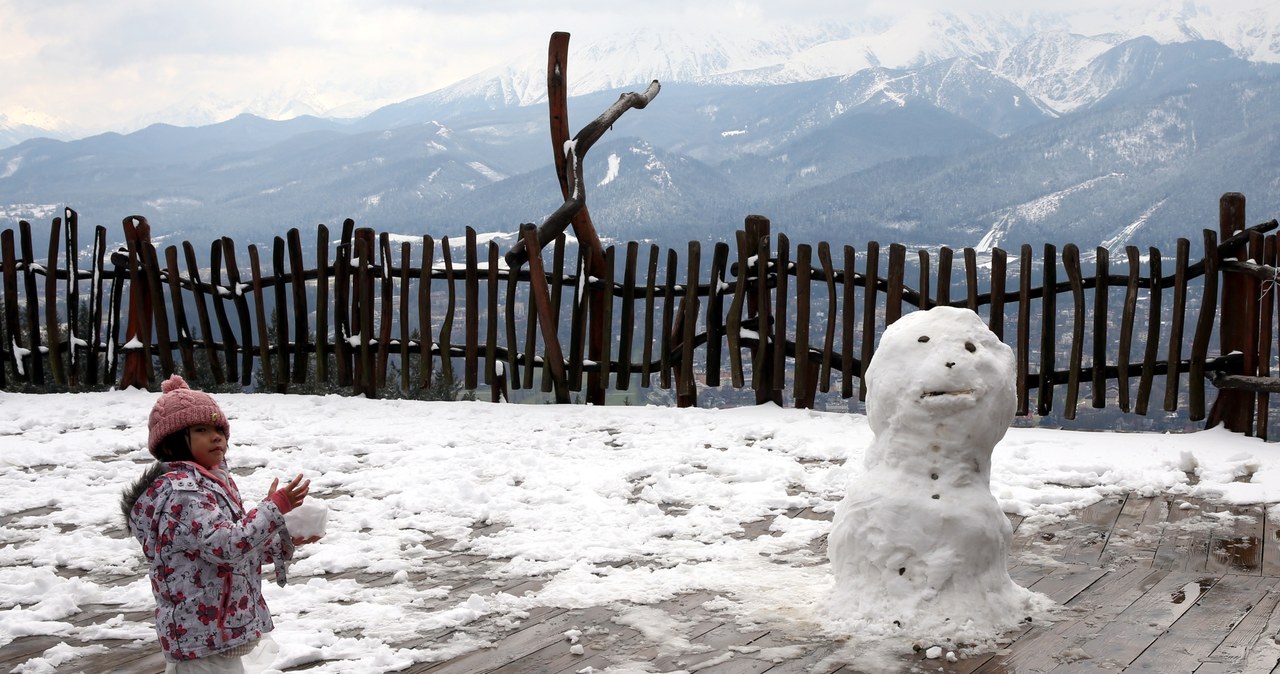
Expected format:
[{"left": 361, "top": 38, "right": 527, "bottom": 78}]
[
  {"left": 293, "top": 535, "right": 323, "bottom": 546},
  {"left": 268, "top": 474, "right": 310, "bottom": 510}
]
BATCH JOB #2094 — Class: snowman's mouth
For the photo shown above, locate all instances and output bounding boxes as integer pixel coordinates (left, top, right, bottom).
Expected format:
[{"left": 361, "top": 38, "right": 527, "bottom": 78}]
[{"left": 920, "top": 389, "right": 975, "bottom": 399}]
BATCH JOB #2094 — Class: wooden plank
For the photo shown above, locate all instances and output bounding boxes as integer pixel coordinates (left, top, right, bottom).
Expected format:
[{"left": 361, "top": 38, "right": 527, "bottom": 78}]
[
  {"left": 86, "top": 225, "right": 108, "bottom": 386},
  {"left": 492, "top": 591, "right": 724, "bottom": 674},
  {"left": 503, "top": 240, "right": 522, "bottom": 391},
  {"left": 272, "top": 236, "right": 290, "bottom": 391},
  {"left": 618, "top": 241, "right": 639, "bottom": 389},
  {"left": 841, "top": 245, "right": 855, "bottom": 399},
  {"left": 971, "top": 566, "right": 1170, "bottom": 674},
  {"left": 1048, "top": 572, "right": 1218, "bottom": 673},
  {"left": 333, "top": 222, "right": 354, "bottom": 387},
  {"left": 772, "top": 234, "right": 790, "bottom": 400},
  {"left": 420, "top": 235, "right": 436, "bottom": 389},
  {"left": 599, "top": 245, "right": 616, "bottom": 396},
  {"left": 405, "top": 242, "right": 417, "bottom": 393},
  {"left": 315, "top": 224, "right": 330, "bottom": 388},
  {"left": 1098, "top": 495, "right": 1164, "bottom": 568},
  {"left": 1053, "top": 495, "right": 1126, "bottom": 566},
  {"left": 916, "top": 249, "right": 932, "bottom": 312},
  {"left": 726, "top": 232, "right": 748, "bottom": 389},
  {"left": 18, "top": 221, "right": 45, "bottom": 384},
  {"left": 1092, "top": 246, "right": 1109, "bottom": 408},
  {"left": 208, "top": 239, "right": 239, "bottom": 384},
  {"left": 523, "top": 250, "right": 542, "bottom": 391},
  {"left": 1126, "top": 574, "right": 1274, "bottom": 672},
  {"left": 937, "top": 246, "right": 953, "bottom": 306},
  {"left": 1017, "top": 245, "right": 1031, "bottom": 416},
  {"left": 680, "top": 242, "right": 701, "bottom": 406},
  {"left": 63, "top": 210, "right": 81, "bottom": 387},
  {"left": 1153, "top": 497, "right": 1203, "bottom": 570},
  {"left": 1118, "top": 246, "right": 1140, "bottom": 412},
  {"left": 2, "top": 230, "right": 25, "bottom": 382},
  {"left": 377, "top": 232, "right": 394, "bottom": 393},
  {"left": 989, "top": 248, "right": 1006, "bottom": 341},
  {"left": 287, "top": 228, "right": 309, "bottom": 384},
  {"left": 485, "top": 242, "right": 499, "bottom": 395},
  {"left": 247, "top": 245, "right": 274, "bottom": 391},
  {"left": 1198, "top": 580, "right": 1280, "bottom": 671},
  {"left": 860, "top": 242, "right": 879, "bottom": 401},
  {"left": 465, "top": 227, "right": 479, "bottom": 391},
  {"left": 794, "top": 243, "right": 812, "bottom": 406},
  {"left": 1205, "top": 504, "right": 1264, "bottom": 576},
  {"left": 752, "top": 236, "right": 773, "bottom": 402},
  {"left": 139, "top": 234, "right": 175, "bottom": 381},
  {"left": 541, "top": 235, "right": 568, "bottom": 394},
  {"left": 1163, "top": 238, "right": 1191, "bottom": 412},
  {"left": 569, "top": 249, "right": 587, "bottom": 392},
  {"left": 965, "top": 246, "right": 978, "bottom": 311},
  {"left": 438, "top": 235, "right": 457, "bottom": 387},
  {"left": 1258, "top": 234, "right": 1275, "bottom": 439},
  {"left": 183, "top": 241, "right": 223, "bottom": 385},
  {"left": 818, "top": 241, "right": 836, "bottom": 393},
  {"left": 1037, "top": 243, "right": 1058, "bottom": 416},
  {"left": 351, "top": 230, "right": 374, "bottom": 396},
  {"left": 885, "top": 243, "right": 905, "bottom": 325},
  {"left": 519, "top": 225, "right": 568, "bottom": 403},
  {"left": 1265, "top": 485, "right": 1280, "bottom": 577},
  {"left": 1063, "top": 243, "right": 1084, "bottom": 420},
  {"left": 1137, "top": 247, "right": 1163, "bottom": 416},
  {"left": 43, "top": 216, "right": 66, "bottom": 385},
  {"left": 704, "top": 242, "right": 728, "bottom": 388},
  {"left": 163, "top": 246, "right": 197, "bottom": 378},
  {"left": 219, "top": 237, "right": 255, "bottom": 387},
  {"left": 641, "top": 243, "right": 660, "bottom": 388}
]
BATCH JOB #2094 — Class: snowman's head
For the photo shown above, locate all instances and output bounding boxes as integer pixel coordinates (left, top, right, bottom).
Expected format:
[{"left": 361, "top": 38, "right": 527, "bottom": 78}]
[{"left": 864, "top": 306, "right": 1016, "bottom": 448}]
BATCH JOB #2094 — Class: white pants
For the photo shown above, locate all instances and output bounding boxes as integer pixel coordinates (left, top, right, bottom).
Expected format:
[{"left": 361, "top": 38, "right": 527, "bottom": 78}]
[
  {"left": 163, "top": 636, "right": 278, "bottom": 674},
  {"left": 164, "top": 652, "right": 244, "bottom": 674}
]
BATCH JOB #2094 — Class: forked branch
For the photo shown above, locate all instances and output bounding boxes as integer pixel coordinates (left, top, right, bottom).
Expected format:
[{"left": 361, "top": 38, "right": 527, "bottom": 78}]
[{"left": 505, "top": 79, "right": 661, "bottom": 266}]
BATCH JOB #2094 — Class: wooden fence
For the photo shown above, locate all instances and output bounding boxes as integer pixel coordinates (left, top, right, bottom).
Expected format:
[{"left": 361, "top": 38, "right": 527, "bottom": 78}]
[{"left": 1, "top": 194, "right": 1278, "bottom": 437}]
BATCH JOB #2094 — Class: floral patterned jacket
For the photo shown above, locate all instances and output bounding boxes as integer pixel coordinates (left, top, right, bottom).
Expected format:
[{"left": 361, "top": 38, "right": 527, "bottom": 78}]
[{"left": 123, "top": 461, "right": 294, "bottom": 662}]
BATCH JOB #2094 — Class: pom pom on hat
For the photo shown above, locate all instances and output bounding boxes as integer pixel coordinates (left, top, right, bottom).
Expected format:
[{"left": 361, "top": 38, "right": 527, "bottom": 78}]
[{"left": 148, "top": 375, "right": 230, "bottom": 454}]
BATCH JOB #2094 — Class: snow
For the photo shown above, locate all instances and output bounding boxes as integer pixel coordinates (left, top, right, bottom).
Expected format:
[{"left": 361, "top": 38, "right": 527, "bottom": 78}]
[{"left": 0, "top": 380, "right": 1277, "bottom": 672}]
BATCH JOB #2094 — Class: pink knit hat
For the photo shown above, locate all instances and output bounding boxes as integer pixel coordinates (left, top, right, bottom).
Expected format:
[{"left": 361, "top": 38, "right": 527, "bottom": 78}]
[{"left": 148, "top": 375, "right": 230, "bottom": 454}]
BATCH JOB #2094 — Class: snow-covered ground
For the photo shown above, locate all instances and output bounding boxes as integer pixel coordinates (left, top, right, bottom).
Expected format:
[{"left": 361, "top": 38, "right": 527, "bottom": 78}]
[{"left": 0, "top": 390, "right": 1274, "bottom": 673}]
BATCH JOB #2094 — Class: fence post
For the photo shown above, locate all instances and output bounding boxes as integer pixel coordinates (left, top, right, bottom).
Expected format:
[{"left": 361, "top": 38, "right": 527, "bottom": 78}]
[
  {"left": 119, "top": 217, "right": 154, "bottom": 389},
  {"left": 744, "top": 215, "right": 780, "bottom": 405},
  {"left": 1210, "top": 192, "right": 1256, "bottom": 434}
]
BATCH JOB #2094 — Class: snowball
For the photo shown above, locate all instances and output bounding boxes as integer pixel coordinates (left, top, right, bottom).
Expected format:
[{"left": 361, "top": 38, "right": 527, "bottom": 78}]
[
  {"left": 925, "top": 646, "right": 943, "bottom": 659},
  {"left": 570, "top": 644, "right": 584, "bottom": 655},
  {"left": 284, "top": 502, "right": 328, "bottom": 539}
]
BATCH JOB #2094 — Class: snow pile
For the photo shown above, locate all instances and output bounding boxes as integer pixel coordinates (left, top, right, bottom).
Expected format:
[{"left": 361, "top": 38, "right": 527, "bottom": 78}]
[{"left": 829, "top": 307, "right": 1052, "bottom": 651}]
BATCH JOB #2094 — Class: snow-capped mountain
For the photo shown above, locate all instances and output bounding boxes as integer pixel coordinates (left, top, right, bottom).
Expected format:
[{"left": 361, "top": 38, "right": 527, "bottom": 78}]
[{"left": 0, "top": 107, "right": 78, "bottom": 149}]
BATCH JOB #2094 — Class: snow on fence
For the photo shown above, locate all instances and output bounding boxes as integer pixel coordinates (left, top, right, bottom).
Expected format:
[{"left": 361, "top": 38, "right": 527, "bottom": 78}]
[{"left": 1, "top": 195, "right": 1278, "bottom": 437}]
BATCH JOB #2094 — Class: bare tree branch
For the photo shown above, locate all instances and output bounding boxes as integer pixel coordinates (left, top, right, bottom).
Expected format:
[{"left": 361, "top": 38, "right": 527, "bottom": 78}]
[{"left": 506, "top": 80, "right": 661, "bottom": 267}]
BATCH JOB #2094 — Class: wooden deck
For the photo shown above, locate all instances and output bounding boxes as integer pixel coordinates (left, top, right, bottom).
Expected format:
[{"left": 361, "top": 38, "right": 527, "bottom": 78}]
[{"left": 6, "top": 493, "right": 1280, "bottom": 673}]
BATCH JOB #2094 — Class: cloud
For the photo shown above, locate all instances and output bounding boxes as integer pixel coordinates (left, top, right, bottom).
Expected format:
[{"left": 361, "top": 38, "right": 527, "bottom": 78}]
[{"left": 0, "top": 0, "right": 1273, "bottom": 135}]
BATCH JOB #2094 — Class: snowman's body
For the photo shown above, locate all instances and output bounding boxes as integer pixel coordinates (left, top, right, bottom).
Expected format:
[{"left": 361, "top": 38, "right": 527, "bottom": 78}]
[{"left": 828, "top": 307, "right": 1040, "bottom": 633}]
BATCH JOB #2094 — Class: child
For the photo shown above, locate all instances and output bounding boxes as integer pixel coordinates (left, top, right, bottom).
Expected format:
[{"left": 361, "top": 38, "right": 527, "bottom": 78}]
[{"left": 121, "top": 375, "right": 317, "bottom": 673}]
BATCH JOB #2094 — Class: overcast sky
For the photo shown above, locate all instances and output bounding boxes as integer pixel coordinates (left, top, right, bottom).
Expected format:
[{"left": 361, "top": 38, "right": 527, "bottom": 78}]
[{"left": 0, "top": 0, "right": 1264, "bottom": 135}]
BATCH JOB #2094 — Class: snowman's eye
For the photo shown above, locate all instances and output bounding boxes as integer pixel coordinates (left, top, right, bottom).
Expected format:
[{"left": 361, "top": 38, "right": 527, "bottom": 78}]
[
  {"left": 965, "top": 341, "right": 976, "bottom": 352},
  {"left": 918, "top": 336, "right": 930, "bottom": 343}
]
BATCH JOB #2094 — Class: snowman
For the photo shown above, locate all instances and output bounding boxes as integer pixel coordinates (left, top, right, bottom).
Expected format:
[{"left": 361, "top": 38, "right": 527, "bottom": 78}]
[{"left": 827, "top": 306, "right": 1046, "bottom": 639}]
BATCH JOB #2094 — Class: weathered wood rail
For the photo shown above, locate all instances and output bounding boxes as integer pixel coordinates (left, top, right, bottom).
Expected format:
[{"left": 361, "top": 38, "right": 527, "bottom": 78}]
[{"left": 1, "top": 194, "right": 1278, "bottom": 435}]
